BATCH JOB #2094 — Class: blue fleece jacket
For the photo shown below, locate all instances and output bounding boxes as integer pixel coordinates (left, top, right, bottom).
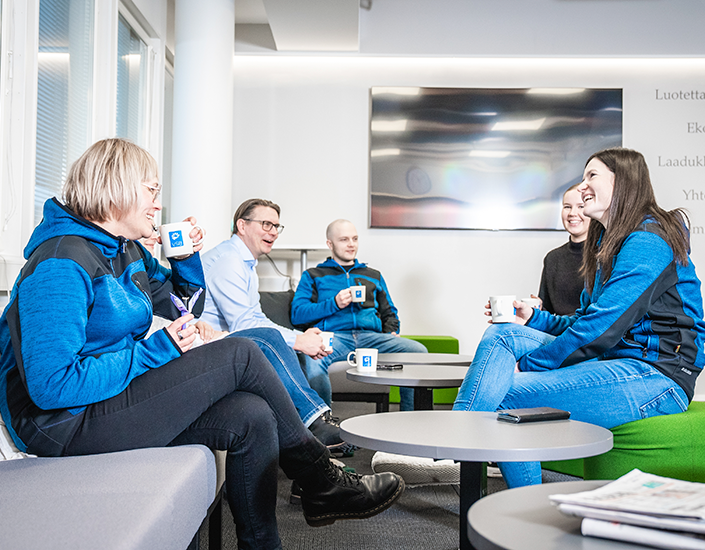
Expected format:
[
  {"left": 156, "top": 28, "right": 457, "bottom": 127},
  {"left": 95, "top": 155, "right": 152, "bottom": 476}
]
[
  {"left": 291, "top": 258, "right": 400, "bottom": 333},
  {"left": 523, "top": 220, "right": 705, "bottom": 401},
  {"left": 0, "top": 199, "right": 205, "bottom": 451}
]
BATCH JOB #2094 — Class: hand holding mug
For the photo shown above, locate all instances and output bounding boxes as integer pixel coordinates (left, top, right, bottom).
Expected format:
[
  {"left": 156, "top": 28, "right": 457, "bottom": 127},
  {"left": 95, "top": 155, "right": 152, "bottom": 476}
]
[
  {"left": 294, "top": 328, "right": 330, "bottom": 360},
  {"left": 184, "top": 216, "right": 206, "bottom": 253},
  {"left": 159, "top": 217, "right": 205, "bottom": 258},
  {"left": 335, "top": 288, "right": 353, "bottom": 309}
]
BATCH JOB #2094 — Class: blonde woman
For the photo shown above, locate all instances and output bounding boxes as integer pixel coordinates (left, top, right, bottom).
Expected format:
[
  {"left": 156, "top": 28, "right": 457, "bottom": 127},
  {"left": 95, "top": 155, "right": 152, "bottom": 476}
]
[{"left": 0, "top": 138, "right": 403, "bottom": 548}]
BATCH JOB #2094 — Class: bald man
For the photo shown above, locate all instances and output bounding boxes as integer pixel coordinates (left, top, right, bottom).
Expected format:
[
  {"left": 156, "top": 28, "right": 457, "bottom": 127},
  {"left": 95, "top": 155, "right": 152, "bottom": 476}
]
[{"left": 291, "top": 220, "right": 426, "bottom": 410}]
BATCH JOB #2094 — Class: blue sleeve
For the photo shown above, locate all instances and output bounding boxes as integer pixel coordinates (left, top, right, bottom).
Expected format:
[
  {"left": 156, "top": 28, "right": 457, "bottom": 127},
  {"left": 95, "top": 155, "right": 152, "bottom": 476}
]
[
  {"left": 291, "top": 270, "right": 340, "bottom": 326},
  {"left": 520, "top": 231, "right": 674, "bottom": 372},
  {"left": 18, "top": 259, "right": 181, "bottom": 410},
  {"left": 138, "top": 243, "right": 206, "bottom": 319}
]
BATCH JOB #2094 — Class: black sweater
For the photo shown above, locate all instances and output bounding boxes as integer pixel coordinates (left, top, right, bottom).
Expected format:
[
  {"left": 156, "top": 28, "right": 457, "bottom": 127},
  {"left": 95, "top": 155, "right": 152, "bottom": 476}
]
[{"left": 538, "top": 239, "right": 585, "bottom": 316}]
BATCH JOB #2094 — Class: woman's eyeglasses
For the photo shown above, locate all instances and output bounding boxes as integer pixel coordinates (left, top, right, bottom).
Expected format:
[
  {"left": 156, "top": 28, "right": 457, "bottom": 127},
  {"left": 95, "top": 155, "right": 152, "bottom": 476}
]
[
  {"left": 142, "top": 183, "right": 162, "bottom": 202},
  {"left": 243, "top": 219, "right": 285, "bottom": 234}
]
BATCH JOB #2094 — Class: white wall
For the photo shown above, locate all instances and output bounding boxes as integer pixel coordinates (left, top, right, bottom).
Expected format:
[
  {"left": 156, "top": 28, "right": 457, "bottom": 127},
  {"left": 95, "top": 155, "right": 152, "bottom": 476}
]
[{"left": 231, "top": 57, "right": 705, "bottom": 398}]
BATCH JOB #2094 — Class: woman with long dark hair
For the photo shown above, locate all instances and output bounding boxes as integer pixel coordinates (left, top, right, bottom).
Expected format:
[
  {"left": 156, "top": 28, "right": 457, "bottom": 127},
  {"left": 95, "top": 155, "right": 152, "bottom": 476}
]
[{"left": 453, "top": 147, "right": 705, "bottom": 488}]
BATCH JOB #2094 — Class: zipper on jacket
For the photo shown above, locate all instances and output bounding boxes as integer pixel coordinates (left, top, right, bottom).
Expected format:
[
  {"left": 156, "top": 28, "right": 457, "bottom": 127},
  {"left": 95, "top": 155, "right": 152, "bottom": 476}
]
[{"left": 345, "top": 269, "right": 358, "bottom": 330}]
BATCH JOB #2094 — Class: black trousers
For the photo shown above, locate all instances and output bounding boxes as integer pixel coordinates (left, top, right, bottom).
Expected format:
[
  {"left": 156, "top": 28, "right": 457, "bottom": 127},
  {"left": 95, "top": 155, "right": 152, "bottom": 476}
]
[{"left": 27, "top": 338, "right": 326, "bottom": 550}]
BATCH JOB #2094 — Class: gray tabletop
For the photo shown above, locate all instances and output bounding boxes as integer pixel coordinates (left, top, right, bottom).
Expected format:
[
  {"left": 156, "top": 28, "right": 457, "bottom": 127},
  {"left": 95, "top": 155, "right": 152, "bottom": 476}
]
[
  {"left": 379, "top": 352, "right": 473, "bottom": 365},
  {"left": 339, "top": 411, "right": 613, "bottom": 463},
  {"left": 346, "top": 365, "right": 469, "bottom": 387},
  {"left": 468, "top": 480, "right": 645, "bottom": 549}
]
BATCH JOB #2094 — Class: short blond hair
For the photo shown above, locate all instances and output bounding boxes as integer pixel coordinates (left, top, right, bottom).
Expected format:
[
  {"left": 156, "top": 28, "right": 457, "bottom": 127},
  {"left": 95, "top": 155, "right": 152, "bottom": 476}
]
[{"left": 63, "top": 138, "right": 158, "bottom": 222}]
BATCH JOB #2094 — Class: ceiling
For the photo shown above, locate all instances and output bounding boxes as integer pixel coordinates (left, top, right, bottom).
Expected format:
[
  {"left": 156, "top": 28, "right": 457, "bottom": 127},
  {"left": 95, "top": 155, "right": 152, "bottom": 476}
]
[{"left": 234, "top": 0, "right": 360, "bottom": 51}]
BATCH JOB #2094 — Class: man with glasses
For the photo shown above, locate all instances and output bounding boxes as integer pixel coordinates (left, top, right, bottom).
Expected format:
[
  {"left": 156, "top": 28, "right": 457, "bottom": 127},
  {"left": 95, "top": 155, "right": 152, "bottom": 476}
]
[{"left": 200, "top": 199, "right": 347, "bottom": 450}]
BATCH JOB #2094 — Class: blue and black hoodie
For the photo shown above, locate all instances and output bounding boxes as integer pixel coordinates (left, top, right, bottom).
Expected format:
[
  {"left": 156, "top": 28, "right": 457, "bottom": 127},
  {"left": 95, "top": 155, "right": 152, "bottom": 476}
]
[
  {"left": 0, "top": 198, "right": 205, "bottom": 454},
  {"left": 291, "top": 258, "right": 400, "bottom": 333},
  {"left": 524, "top": 220, "right": 705, "bottom": 402}
]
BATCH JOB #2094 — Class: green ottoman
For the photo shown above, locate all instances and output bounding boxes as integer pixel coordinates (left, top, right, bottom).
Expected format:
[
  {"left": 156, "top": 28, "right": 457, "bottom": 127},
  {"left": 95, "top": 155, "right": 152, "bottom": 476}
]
[
  {"left": 543, "top": 400, "right": 705, "bottom": 482},
  {"left": 387, "top": 335, "right": 461, "bottom": 405}
]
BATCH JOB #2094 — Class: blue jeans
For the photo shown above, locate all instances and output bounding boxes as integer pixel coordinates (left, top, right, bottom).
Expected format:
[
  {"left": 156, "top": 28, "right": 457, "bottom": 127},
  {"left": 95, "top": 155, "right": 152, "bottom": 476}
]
[
  {"left": 227, "top": 328, "right": 329, "bottom": 427},
  {"left": 452, "top": 323, "right": 689, "bottom": 488},
  {"left": 305, "top": 331, "right": 427, "bottom": 410}
]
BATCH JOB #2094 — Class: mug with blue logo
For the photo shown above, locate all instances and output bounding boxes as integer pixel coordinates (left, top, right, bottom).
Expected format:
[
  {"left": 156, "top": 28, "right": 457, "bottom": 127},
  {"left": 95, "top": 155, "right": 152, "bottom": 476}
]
[
  {"left": 350, "top": 285, "right": 366, "bottom": 303},
  {"left": 347, "top": 348, "right": 378, "bottom": 373},
  {"left": 159, "top": 222, "right": 204, "bottom": 258}
]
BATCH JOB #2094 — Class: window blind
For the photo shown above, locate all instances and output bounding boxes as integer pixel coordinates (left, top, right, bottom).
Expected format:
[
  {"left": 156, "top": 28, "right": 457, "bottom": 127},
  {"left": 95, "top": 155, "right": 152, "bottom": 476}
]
[{"left": 35, "top": 0, "right": 93, "bottom": 225}]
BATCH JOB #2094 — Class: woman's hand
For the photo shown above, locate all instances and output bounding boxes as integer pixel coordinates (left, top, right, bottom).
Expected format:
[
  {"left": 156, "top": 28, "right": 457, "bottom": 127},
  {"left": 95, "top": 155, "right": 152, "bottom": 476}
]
[
  {"left": 166, "top": 314, "right": 197, "bottom": 352},
  {"left": 513, "top": 300, "right": 533, "bottom": 325},
  {"left": 484, "top": 300, "right": 533, "bottom": 325},
  {"left": 529, "top": 294, "right": 543, "bottom": 310},
  {"left": 183, "top": 216, "right": 206, "bottom": 254}
]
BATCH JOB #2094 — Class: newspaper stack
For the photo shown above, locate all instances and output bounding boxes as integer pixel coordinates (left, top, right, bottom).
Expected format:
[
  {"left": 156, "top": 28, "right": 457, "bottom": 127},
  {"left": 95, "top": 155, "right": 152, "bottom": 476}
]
[{"left": 550, "top": 470, "right": 705, "bottom": 550}]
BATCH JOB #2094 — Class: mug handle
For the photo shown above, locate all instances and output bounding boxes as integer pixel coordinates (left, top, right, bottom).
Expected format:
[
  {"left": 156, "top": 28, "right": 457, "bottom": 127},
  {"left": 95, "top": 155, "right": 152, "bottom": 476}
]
[{"left": 347, "top": 351, "right": 356, "bottom": 366}]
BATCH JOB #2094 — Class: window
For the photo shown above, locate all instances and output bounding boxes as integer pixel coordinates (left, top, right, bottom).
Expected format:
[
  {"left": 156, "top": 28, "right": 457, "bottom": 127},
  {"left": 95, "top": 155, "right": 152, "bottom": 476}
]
[
  {"left": 116, "top": 12, "right": 150, "bottom": 147},
  {"left": 35, "top": 0, "right": 94, "bottom": 224},
  {"left": 161, "top": 59, "right": 174, "bottom": 223}
]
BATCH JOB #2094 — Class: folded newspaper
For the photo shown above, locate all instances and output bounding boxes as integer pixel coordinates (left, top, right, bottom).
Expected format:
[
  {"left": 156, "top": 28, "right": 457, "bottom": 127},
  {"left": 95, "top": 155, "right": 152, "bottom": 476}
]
[{"left": 550, "top": 470, "right": 705, "bottom": 549}]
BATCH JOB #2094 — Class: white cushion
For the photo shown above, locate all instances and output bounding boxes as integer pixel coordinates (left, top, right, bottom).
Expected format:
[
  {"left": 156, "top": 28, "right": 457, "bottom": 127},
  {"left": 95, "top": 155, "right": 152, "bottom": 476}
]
[
  {"left": 0, "top": 412, "right": 33, "bottom": 461},
  {"left": 371, "top": 451, "right": 459, "bottom": 487}
]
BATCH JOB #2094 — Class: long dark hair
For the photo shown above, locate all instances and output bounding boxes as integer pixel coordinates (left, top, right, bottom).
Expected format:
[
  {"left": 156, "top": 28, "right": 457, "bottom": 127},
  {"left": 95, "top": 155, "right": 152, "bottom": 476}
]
[{"left": 580, "top": 147, "right": 690, "bottom": 290}]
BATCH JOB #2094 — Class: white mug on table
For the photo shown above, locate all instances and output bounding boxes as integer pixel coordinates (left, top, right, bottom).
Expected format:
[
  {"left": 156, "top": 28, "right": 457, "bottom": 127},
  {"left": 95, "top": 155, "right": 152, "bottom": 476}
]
[{"left": 347, "top": 348, "right": 378, "bottom": 372}]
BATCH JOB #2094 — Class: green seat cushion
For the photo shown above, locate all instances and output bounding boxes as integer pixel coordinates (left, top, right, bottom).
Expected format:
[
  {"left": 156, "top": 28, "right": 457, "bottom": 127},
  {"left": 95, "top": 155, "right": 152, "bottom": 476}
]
[
  {"left": 543, "top": 401, "right": 705, "bottom": 482},
  {"left": 389, "top": 336, "right": 460, "bottom": 404}
]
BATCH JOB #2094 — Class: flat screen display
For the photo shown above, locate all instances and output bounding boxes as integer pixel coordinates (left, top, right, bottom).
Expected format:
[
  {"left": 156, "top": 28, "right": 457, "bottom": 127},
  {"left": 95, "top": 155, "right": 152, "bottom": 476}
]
[{"left": 369, "top": 87, "right": 623, "bottom": 230}]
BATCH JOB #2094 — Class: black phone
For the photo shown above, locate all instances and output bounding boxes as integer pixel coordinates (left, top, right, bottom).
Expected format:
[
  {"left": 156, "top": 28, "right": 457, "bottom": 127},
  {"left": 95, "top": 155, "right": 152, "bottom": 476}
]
[
  {"left": 496, "top": 407, "right": 570, "bottom": 423},
  {"left": 377, "top": 363, "right": 403, "bottom": 370}
]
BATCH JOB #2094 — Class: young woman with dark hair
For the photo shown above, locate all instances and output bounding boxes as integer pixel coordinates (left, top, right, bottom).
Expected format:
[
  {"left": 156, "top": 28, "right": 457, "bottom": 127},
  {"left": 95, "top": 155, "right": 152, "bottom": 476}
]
[{"left": 453, "top": 147, "right": 705, "bottom": 488}]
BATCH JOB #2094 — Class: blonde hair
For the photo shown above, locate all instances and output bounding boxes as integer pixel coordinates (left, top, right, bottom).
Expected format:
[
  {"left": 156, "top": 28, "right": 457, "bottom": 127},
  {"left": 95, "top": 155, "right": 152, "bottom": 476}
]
[{"left": 63, "top": 138, "right": 158, "bottom": 222}]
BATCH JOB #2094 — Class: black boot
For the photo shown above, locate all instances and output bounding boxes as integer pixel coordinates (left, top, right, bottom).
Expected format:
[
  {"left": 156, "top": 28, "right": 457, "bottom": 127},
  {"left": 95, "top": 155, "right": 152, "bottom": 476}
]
[
  {"left": 309, "top": 411, "right": 346, "bottom": 449},
  {"left": 296, "top": 455, "right": 405, "bottom": 527}
]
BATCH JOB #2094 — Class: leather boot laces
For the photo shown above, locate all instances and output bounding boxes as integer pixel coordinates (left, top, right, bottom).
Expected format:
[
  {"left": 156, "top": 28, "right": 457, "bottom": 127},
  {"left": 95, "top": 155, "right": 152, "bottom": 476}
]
[{"left": 326, "top": 461, "right": 362, "bottom": 488}]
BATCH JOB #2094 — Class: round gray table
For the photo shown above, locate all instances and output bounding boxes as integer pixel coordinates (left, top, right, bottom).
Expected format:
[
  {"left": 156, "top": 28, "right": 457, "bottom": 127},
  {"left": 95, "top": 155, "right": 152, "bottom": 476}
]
[
  {"left": 378, "top": 352, "right": 473, "bottom": 366},
  {"left": 468, "top": 480, "right": 646, "bottom": 549},
  {"left": 346, "top": 365, "right": 469, "bottom": 410},
  {"left": 340, "top": 411, "right": 613, "bottom": 550}
]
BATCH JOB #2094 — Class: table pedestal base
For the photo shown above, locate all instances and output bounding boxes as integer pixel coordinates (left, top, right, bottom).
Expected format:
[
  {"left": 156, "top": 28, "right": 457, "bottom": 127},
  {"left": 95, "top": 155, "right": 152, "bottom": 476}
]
[
  {"left": 413, "top": 387, "right": 434, "bottom": 410},
  {"left": 460, "top": 462, "right": 487, "bottom": 550}
]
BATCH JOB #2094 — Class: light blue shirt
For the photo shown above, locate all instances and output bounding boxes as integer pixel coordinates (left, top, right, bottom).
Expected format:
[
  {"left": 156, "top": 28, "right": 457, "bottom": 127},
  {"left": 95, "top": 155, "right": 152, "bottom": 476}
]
[{"left": 200, "top": 235, "right": 298, "bottom": 346}]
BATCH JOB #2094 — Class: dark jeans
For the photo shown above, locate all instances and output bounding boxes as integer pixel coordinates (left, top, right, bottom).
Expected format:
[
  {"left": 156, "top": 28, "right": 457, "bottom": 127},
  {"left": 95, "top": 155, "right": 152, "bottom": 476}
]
[{"left": 24, "top": 338, "right": 327, "bottom": 550}]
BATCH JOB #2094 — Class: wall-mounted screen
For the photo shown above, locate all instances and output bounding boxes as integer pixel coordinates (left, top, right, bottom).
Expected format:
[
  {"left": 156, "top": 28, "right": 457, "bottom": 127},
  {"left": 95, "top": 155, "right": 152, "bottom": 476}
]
[{"left": 369, "top": 87, "right": 623, "bottom": 230}]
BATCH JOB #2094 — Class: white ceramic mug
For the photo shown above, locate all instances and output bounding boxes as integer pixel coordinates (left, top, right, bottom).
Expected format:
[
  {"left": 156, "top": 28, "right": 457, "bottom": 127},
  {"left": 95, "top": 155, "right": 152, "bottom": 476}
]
[
  {"left": 350, "top": 285, "right": 366, "bottom": 303},
  {"left": 347, "top": 348, "right": 378, "bottom": 372},
  {"left": 319, "top": 331, "right": 334, "bottom": 352},
  {"left": 159, "top": 222, "right": 203, "bottom": 258},
  {"left": 489, "top": 295, "right": 516, "bottom": 323},
  {"left": 521, "top": 297, "right": 542, "bottom": 309}
]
